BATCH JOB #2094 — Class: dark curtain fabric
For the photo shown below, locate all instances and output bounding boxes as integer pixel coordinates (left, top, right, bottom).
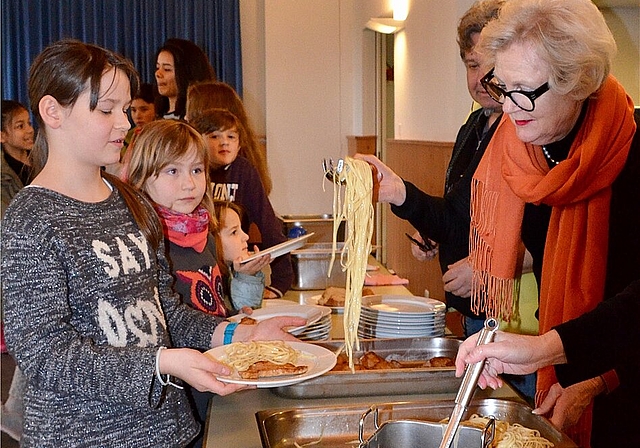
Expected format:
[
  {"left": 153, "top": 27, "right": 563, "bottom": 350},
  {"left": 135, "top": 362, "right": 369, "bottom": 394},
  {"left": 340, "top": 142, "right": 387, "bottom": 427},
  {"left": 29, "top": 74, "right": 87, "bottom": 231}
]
[{"left": 1, "top": 0, "right": 242, "bottom": 109}]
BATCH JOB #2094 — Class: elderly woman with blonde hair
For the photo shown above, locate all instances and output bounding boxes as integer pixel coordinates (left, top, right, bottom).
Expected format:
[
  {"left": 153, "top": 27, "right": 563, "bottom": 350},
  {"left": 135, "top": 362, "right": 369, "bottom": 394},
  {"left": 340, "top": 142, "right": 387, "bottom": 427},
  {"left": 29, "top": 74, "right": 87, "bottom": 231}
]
[{"left": 468, "top": 0, "right": 639, "bottom": 446}]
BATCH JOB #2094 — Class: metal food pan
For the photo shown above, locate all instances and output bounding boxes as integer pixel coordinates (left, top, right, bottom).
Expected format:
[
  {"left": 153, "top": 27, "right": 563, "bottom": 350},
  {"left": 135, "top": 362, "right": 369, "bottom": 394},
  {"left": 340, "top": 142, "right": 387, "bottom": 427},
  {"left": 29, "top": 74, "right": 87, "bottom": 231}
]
[
  {"left": 290, "top": 243, "right": 347, "bottom": 290},
  {"left": 272, "top": 337, "right": 462, "bottom": 399},
  {"left": 255, "top": 398, "right": 578, "bottom": 448},
  {"left": 361, "top": 419, "right": 485, "bottom": 448}
]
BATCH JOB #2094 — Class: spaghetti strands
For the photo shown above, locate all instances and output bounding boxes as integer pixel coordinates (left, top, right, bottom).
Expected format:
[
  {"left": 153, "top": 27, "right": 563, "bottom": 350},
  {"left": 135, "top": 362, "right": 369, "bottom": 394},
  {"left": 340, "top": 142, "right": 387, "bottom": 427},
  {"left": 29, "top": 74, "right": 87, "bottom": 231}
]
[
  {"left": 454, "top": 414, "right": 555, "bottom": 448},
  {"left": 222, "top": 341, "right": 301, "bottom": 372},
  {"left": 328, "top": 157, "right": 374, "bottom": 370}
]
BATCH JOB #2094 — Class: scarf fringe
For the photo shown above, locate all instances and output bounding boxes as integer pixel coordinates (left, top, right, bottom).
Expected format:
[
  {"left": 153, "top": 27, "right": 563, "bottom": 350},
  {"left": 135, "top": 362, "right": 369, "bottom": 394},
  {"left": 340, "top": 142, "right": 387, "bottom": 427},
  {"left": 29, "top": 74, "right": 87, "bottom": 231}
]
[
  {"left": 469, "top": 178, "right": 518, "bottom": 321},
  {"left": 470, "top": 266, "right": 517, "bottom": 321}
]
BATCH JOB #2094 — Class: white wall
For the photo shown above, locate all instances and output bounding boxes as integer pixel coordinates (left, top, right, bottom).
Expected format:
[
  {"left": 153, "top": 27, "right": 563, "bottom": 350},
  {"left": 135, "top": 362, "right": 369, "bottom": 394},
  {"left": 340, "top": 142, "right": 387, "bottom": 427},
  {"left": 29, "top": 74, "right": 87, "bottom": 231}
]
[
  {"left": 394, "top": 0, "right": 476, "bottom": 141},
  {"left": 238, "top": 1, "right": 266, "bottom": 137},
  {"left": 601, "top": 6, "right": 640, "bottom": 102},
  {"left": 244, "top": 0, "right": 394, "bottom": 215}
]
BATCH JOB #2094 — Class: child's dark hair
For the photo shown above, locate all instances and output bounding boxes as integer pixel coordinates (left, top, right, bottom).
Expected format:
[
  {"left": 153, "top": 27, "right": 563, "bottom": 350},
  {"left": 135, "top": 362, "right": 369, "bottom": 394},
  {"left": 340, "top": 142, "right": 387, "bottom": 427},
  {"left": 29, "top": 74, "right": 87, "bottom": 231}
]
[
  {"left": 28, "top": 39, "right": 162, "bottom": 250},
  {"left": 154, "top": 38, "right": 216, "bottom": 118},
  {"left": 1, "top": 100, "right": 28, "bottom": 132},
  {"left": 134, "top": 82, "right": 157, "bottom": 105},
  {"left": 189, "top": 107, "right": 245, "bottom": 137}
]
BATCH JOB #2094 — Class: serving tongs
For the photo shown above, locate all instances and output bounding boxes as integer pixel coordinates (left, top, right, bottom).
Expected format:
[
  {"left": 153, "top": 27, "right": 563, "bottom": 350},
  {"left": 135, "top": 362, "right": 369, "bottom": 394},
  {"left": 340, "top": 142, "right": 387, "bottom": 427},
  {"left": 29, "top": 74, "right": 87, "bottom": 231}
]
[
  {"left": 322, "top": 157, "right": 380, "bottom": 202},
  {"left": 438, "top": 317, "right": 499, "bottom": 448},
  {"left": 323, "top": 157, "right": 347, "bottom": 185}
]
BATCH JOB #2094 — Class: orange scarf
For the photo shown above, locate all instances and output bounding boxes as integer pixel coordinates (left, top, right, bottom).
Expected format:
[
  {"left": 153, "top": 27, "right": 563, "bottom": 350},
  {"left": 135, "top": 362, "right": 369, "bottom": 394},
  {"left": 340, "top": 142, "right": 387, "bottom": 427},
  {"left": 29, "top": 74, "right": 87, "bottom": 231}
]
[{"left": 470, "top": 75, "right": 636, "bottom": 447}]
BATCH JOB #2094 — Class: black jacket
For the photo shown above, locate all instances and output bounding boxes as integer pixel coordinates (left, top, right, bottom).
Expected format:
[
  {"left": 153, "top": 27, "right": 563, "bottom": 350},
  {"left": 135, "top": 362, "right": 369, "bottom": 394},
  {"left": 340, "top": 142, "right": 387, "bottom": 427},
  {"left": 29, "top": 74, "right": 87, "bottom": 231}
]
[{"left": 391, "top": 108, "right": 500, "bottom": 317}]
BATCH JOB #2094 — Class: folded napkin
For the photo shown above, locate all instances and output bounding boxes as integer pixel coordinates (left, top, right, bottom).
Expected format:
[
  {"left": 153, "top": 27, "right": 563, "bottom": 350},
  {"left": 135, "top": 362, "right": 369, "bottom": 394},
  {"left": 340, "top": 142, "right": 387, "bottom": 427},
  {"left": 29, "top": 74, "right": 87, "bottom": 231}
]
[{"left": 364, "top": 273, "right": 409, "bottom": 286}]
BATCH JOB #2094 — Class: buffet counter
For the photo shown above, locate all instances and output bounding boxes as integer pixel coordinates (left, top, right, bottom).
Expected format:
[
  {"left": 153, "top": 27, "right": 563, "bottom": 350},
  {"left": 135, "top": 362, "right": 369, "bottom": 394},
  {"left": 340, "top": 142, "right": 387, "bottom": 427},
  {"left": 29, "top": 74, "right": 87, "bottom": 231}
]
[
  {"left": 202, "top": 260, "right": 523, "bottom": 447},
  {"left": 203, "top": 376, "right": 521, "bottom": 447}
]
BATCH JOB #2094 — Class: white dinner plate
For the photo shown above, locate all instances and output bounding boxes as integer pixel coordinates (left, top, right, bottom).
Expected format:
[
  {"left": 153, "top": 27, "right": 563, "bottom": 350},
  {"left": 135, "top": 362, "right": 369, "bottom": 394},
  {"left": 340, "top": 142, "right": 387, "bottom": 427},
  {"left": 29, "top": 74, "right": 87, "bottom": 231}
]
[
  {"left": 358, "top": 314, "right": 442, "bottom": 330},
  {"left": 228, "top": 304, "right": 329, "bottom": 334},
  {"left": 205, "top": 341, "right": 337, "bottom": 388},
  {"left": 361, "top": 295, "right": 446, "bottom": 314},
  {"left": 240, "top": 233, "right": 315, "bottom": 264}
]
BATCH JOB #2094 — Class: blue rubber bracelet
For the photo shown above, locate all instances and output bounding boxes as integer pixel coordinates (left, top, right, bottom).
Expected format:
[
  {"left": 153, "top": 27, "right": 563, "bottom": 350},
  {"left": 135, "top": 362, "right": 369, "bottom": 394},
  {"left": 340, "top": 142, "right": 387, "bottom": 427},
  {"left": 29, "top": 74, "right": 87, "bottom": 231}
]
[{"left": 224, "top": 322, "right": 238, "bottom": 345}]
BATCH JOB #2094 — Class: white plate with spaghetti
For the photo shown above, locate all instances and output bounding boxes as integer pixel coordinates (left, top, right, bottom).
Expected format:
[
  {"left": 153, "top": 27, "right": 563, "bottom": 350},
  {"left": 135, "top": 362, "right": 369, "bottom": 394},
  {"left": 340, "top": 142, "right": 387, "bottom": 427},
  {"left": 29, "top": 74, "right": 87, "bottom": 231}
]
[
  {"left": 240, "top": 233, "right": 315, "bottom": 264},
  {"left": 205, "top": 341, "right": 337, "bottom": 387},
  {"left": 228, "top": 304, "right": 330, "bottom": 334}
]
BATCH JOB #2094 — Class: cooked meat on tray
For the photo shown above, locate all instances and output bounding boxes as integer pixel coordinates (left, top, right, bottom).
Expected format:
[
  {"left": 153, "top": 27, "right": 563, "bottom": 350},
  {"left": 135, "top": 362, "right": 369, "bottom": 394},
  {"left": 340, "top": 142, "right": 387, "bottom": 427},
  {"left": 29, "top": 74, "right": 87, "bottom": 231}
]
[{"left": 331, "top": 351, "right": 454, "bottom": 372}]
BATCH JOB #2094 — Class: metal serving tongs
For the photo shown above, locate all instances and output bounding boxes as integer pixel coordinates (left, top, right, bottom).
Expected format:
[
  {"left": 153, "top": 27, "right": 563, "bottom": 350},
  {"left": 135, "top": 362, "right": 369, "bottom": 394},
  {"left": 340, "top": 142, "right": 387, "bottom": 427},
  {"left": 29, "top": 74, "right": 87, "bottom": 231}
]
[
  {"left": 438, "top": 317, "right": 499, "bottom": 448},
  {"left": 322, "top": 157, "right": 347, "bottom": 185}
]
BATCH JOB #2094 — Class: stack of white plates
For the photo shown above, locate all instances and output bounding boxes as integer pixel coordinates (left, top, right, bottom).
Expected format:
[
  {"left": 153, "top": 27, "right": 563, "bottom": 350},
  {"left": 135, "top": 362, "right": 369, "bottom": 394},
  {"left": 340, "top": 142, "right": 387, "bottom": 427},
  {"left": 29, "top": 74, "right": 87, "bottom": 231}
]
[
  {"left": 296, "top": 312, "right": 332, "bottom": 341},
  {"left": 357, "top": 295, "right": 446, "bottom": 339},
  {"left": 259, "top": 300, "right": 332, "bottom": 340}
]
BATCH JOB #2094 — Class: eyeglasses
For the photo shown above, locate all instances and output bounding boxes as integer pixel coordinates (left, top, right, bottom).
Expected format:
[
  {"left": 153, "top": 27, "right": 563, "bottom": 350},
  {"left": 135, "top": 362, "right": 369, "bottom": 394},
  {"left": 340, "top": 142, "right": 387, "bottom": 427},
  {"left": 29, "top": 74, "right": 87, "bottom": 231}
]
[{"left": 481, "top": 68, "right": 549, "bottom": 112}]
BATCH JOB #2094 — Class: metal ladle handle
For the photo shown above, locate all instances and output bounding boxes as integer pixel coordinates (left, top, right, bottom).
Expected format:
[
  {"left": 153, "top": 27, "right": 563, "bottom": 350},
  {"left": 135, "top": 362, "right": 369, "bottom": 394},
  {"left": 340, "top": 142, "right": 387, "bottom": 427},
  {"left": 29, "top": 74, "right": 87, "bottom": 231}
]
[{"left": 438, "top": 317, "right": 499, "bottom": 448}]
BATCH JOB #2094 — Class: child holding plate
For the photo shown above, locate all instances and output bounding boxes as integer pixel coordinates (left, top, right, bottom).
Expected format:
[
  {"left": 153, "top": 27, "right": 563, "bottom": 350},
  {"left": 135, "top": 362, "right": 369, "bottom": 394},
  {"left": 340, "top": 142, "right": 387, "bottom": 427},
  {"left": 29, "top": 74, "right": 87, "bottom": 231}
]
[
  {"left": 213, "top": 200, "right": 268, "bottom": 310},
  {"left": 125, "top": 118, "right": 273, "bottom": 447},
  {"left": 1, "top": 39, "right": 303, "bottom": 447}
]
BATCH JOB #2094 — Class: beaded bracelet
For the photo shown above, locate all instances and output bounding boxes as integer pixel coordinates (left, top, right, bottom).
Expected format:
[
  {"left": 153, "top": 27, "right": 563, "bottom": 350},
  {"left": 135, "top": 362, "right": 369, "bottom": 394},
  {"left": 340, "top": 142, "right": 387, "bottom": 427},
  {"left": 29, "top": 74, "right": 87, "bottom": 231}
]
[
  {"left": 224, "top": 322, "right": 238, "bottom": 345},
  {"left": 155, "top": 346, "right": 184, "bottom": 389}
]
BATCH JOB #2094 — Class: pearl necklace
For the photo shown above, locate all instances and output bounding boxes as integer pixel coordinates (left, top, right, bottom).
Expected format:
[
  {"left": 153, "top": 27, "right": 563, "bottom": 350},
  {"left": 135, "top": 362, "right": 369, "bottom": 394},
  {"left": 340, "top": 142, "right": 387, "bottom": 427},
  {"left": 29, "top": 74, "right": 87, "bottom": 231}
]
[{"left": 541, "top": 145, "right": 560, "bottom": 165}]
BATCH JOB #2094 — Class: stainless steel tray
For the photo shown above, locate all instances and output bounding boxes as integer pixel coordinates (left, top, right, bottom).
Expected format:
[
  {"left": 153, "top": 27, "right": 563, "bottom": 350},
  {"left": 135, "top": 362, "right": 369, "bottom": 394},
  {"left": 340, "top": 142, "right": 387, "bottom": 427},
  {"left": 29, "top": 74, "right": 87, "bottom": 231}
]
[
  {"left": 255, "top": 398, "right": 578, "bottom": 448},
  {"left": 272, "top": 338, "right": 462, "bottom": 399}
]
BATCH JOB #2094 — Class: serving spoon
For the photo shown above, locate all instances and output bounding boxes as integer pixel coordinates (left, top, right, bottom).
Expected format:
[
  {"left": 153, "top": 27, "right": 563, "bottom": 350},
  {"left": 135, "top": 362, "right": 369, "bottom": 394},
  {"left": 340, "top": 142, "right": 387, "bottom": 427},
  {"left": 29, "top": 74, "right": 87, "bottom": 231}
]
[{"left": 438, "top": 317, "right": 499, "bottom": 448}]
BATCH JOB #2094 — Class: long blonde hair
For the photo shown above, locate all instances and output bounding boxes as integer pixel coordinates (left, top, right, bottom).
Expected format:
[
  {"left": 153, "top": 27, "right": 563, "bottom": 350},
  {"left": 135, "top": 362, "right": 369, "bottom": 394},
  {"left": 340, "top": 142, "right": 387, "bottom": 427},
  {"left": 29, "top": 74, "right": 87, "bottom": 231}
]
[
  {"left": 186, "top": 81, "right": 272, "bottom": 195},
  {"left": 126, "top": 119, "right": 218, "bottom": 232}
]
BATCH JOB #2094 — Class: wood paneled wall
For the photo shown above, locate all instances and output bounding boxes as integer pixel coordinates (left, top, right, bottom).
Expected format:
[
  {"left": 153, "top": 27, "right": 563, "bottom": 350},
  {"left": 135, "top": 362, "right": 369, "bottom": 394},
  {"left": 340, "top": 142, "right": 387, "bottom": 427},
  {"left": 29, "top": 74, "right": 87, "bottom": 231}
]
[{"left": 383, "top": 139, "right": 454, "bottom": 301}]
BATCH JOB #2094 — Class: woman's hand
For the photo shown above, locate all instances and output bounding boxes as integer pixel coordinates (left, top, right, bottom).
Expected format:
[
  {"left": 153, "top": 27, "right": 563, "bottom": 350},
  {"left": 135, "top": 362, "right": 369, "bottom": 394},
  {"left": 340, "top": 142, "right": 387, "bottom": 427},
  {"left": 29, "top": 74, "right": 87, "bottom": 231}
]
[
  {"left": 159, "top": 347, "right": 254, "bottom": 395},
  {"left": 443, "top": 258, "right": 472, "bottom": 298},
  {"left": 409, "top": 231, "right": 439, "bottom": 261},
  {"left": 454, "top": 330, "right": 566, "bottom": 389},
  {"left": 234, "top": 245, "right": 271, "bottom": 275},
  {"left": 354, "top": 154, "right": 407, "bottom": 206},
  {"left": 533, "top": 378, "right": 605, "bottom": 430}
]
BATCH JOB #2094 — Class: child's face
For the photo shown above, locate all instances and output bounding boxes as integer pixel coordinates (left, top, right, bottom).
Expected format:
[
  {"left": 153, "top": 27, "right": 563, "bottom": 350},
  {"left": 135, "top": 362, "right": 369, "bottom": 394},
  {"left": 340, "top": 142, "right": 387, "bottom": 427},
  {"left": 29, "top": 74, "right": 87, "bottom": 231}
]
[
  {"left": 155, "top": 51, "right": 178, "bottom": 100},
  {"left": 144, "top": 146, "right": 207, "bottom": 215},
  {"left": 1, "top": 108, "right": 34, "bottom": 153},
  {"left": 129, "top": 98, "right": 156, "bottom": 127},
  {"left": 62, "top": 68, "right": 131, "bottom": 168},
  {"left": 220, "top": 207, "right": 249, "bottom": 263},
  {"left": 204, "top": 127, "right": 240, "bottom": 169}
]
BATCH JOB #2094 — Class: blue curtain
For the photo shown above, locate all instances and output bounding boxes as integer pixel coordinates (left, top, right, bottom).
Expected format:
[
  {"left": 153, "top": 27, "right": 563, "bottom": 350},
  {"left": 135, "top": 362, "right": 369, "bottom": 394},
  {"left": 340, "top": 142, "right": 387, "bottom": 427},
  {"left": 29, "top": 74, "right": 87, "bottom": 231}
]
[{"left": 1, "top": 0, "right": 242, "bottom": 108}]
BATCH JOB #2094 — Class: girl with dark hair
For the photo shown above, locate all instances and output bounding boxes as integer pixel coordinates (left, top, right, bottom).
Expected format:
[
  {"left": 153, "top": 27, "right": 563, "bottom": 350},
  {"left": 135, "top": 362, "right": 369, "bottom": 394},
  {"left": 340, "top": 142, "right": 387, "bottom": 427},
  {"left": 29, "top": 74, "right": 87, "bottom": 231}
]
[
  {"left": 1, "top": 100, "right": 34, "bottom": 215},
  {"left": 155, "top": 38, "right": 216, "bottom": 119}
]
